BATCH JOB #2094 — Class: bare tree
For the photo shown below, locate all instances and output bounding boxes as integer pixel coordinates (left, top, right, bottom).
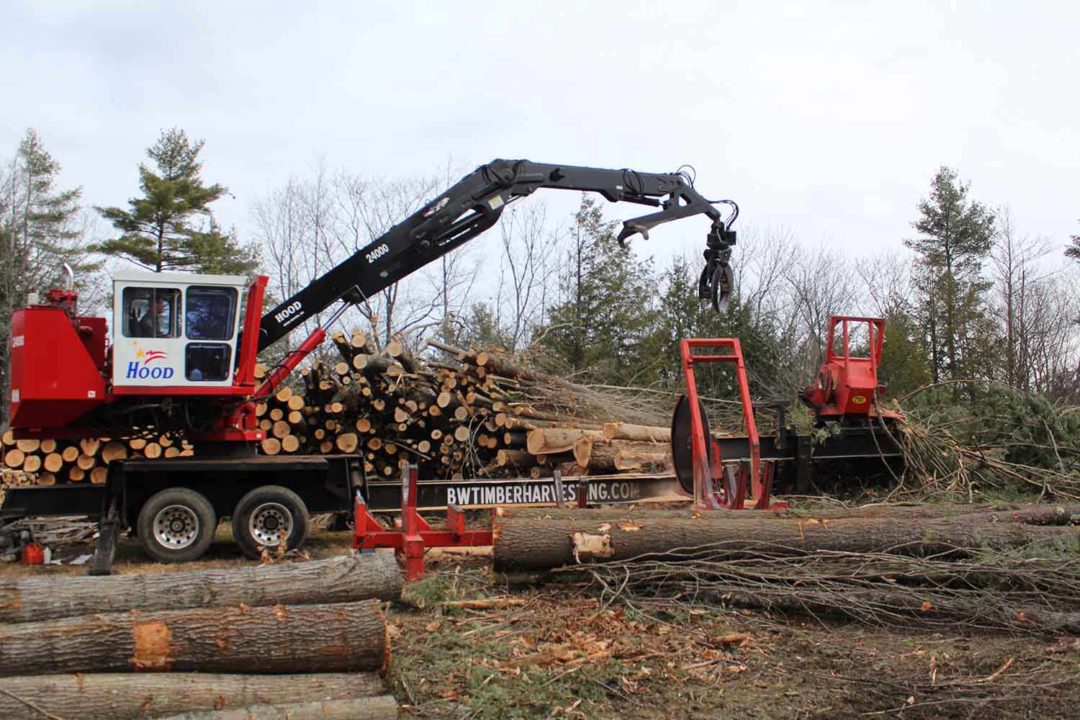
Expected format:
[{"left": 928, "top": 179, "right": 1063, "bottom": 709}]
[
  {"left": 251, "top": 161, "right": 481, "bottom": 355},
  {"left": 783, "top": 242, "right": 858, "bottom": 382},
  {"left": 490, "top": 203, "right": 560, "bottom": 351},
  {"left": 856, "top": 252, "right": 914, "bottom": 319}
]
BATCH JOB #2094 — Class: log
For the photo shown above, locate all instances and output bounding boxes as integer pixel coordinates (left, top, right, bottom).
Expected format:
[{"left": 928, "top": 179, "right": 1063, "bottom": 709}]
[
  {"left": 260, "top": 437, "right": 282, "bottom": 455},
  {"left": 0, "top": 555, "right": 403, "bottom": 622},
  {"left": 601, "top": 422, "right": 671, "bottom": 442},
  {"left": 572, "top": 438, "right": 614, "bottom": 471},
  {"left": 492, "top": 508, "right": 1080, "bottom": 571},
  {"left": 42, "top": 453, "right": 63, "bottom": 473},
  {"left": 496, "top": 450, "right": 536, "bottom": 469},
  {"left": 16, "top": 438, "right": 40, "bottom": 453},
  {"left": 101, "top": 441, "right": 128, "bottom": 464},
  {"left": 90, "top": 467, "right": 109, "bottom": 484},
  {"left": 0, "top": 599, "right": 387, "bottom": 675},
  {"left": 614, "top": 448, "right": 670, "bottom": 472},
  {"left": 22, "top": 455, "right": 41, "bottom": 473},
  {"left": 527, "top": 428, "right": 603, "bottom": 455},
  {"left": 156, "top": 696, "right": 399, "bottom": 720},
  {"left": 350, "top": 330, "right": 370, "bottom": 352},
  {"left": 280, "top": 435, "right": 300, "bottom": 453},
  {"left": 336, "top": 433, "right": 359, "bottom": 453},
  {"left": 0, "top": 672, "right": 387, "bottom": 720},
  {"left": 3, "top": 449, "right": 24, "bottom": 468},
  {"left": 573, "top": 440, "right": 671, "bottom": 472}
]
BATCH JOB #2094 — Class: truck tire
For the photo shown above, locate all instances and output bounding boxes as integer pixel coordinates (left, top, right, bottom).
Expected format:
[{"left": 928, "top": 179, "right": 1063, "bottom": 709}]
[
  {"left": 232, "top": 485, "right": 310, "bottom": 559},
  {"left": 137, "top": 487, "right": 218, "bottom": 563}
]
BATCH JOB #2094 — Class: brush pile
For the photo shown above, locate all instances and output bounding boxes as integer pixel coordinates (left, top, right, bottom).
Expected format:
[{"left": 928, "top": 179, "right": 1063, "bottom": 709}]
[
  {"left": 496, "top": 503, "right": 1080, "bottom": 636},
  {"left": 891, "top": 384, "right": 1080, "bottom": 500}
]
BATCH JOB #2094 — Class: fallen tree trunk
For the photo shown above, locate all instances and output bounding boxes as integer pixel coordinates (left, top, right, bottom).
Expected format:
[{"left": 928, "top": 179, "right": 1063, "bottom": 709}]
[
  {"left": 156, "top": 696, "right": 399, "bottom": 720},
  {"left": 0, "top": 600, "right": 387, "bottom": 676},
  {"left": 0, "top": 553, "right": 403, "bottom": 623},
  {"left": 0, "top": 672, "right": 386, "bottom": 720},
  {"left": 492, "top": 507, "right": 1080, "bottom": 571}
]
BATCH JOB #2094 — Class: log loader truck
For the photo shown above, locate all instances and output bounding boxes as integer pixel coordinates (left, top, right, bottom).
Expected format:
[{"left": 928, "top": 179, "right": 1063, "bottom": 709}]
[{"left": 1, "top": 159, "right": 739, "bottom": 571}]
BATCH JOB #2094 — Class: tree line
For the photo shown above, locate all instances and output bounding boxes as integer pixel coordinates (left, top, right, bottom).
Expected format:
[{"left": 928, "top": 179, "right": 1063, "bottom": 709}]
[{"left": 1, "top": 127, "right": 1078, "bottom": 427}]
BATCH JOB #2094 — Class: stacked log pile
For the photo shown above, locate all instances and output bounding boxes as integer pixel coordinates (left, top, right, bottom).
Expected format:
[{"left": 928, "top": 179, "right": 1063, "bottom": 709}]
[
  {"left": 494, "top": 504, "right": 1080, "bottom": 636},
  {"left": 0, "top": 554, "right": 402, "bottom": 719},
  {"left": 250, "top": 332, "right": 672, "bottom": 480},
  {"left": 1, "top": 334, "right": 671, "bottom": 488},
  {"left": 1, "top": 429, "right": 193, "bottom": 488}
]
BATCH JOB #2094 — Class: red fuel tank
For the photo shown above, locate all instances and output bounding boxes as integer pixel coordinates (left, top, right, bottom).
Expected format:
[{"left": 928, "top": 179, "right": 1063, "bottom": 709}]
[{"left": 9, "top": 306, "right": 106, "bottom": 430}]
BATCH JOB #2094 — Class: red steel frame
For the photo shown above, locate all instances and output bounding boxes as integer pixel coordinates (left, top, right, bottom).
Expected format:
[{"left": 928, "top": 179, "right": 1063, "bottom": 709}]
[
  {"left": 678, "top": 338, "right": 785, "bottom": 511},
  {"left": 353, "top": 464, "right": 494, "bottom": 581}
]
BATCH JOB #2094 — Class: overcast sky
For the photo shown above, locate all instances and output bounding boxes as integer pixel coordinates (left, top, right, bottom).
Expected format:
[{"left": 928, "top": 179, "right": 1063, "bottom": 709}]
[{"left": 3, "top": 1, "right": 1077, "bottom": 268}]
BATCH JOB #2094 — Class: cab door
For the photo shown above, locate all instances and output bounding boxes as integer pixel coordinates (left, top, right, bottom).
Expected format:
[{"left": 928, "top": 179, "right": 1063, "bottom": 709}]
[{"left": 112, "top": 281, "right": 188, "bottom": 388}]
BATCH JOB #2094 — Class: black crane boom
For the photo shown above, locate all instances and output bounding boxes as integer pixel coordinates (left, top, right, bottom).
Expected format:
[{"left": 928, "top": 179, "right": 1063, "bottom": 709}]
[{"left": 257, "top": 159, "right": 738, "bottom": 351}]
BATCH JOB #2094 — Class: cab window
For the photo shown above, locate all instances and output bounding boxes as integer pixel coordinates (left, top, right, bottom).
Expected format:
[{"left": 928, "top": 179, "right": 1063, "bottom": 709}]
[
  {"left": 186, "top": 343, "right": 232, "bottom": 382},
  {"left": 122, "top": 288, "right": 181, "bottom": 338},
  {"left": 185, "top": 286, "right": 238, "bottom": 341}
]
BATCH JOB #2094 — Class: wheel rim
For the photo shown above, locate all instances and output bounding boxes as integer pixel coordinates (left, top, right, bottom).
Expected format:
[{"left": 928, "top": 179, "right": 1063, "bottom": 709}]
[
  {"left": 248, "top": 502, "right": 293, "bottom": 548},
  {"left": 153, "top": 504, "right": 200, "bottom": 550}
]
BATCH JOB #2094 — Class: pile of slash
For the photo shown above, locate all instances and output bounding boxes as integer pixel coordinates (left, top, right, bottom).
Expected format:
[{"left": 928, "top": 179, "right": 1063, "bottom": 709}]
[
  {"left": 492, "top": 502, "right": 1080, "bottom": 636},
  {"left": 0, "top": 553, "right": 404, "bottom": 720}
]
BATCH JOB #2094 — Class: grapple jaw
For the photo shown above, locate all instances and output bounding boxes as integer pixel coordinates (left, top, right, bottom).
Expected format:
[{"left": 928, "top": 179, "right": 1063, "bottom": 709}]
[{"left": 699, "top": 225, "right": 736, "bottom": 311}]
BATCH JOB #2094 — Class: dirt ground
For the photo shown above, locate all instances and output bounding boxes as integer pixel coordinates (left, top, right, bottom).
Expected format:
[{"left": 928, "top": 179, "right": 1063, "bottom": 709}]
[{"left": 3, "top": 528, "right": 1077, "bottom": 719}]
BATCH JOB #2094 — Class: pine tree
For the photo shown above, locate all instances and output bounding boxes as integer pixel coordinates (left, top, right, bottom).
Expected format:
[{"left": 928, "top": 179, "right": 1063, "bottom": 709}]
[
  {"left": 95, "top": 128, "right": 257, "bottom": 274},
  {"left": 876, "top": 309, "right": 932, "bottom": 399},
  {"left": 905, "top": 167, "right": 995, "bottom": 385},
  {"left": 538, "top": 196, "right": 658, "bottom": 385},
  {"left": 183, "top": 219, "right": 260, "bottom": 275},
  {"left": 1067, "top": 228, "right": 1079, "bottom": 262},
  {"left": 1, "top": 129, "right": 97, "bottom": 422}
]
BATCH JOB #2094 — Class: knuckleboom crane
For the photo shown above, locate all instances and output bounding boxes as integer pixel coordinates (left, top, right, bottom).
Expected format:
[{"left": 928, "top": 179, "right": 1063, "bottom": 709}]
[{"left": 3, "top": 159, "right": 738, "bottom": 568}]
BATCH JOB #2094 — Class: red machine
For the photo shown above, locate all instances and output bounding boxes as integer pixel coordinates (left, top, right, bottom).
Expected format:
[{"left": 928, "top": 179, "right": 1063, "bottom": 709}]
[
  {"left": 670, "top": 316, "right": 903, "bottom": 508},
  {"left": 671, "top": 338, "right": 785, "bottom": 511},
  {"left": 3, "top": 159, "right": 740, "bottom": 570},
  {"left": 799, "top": 316, "right": 899, "bottom": 421}
]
